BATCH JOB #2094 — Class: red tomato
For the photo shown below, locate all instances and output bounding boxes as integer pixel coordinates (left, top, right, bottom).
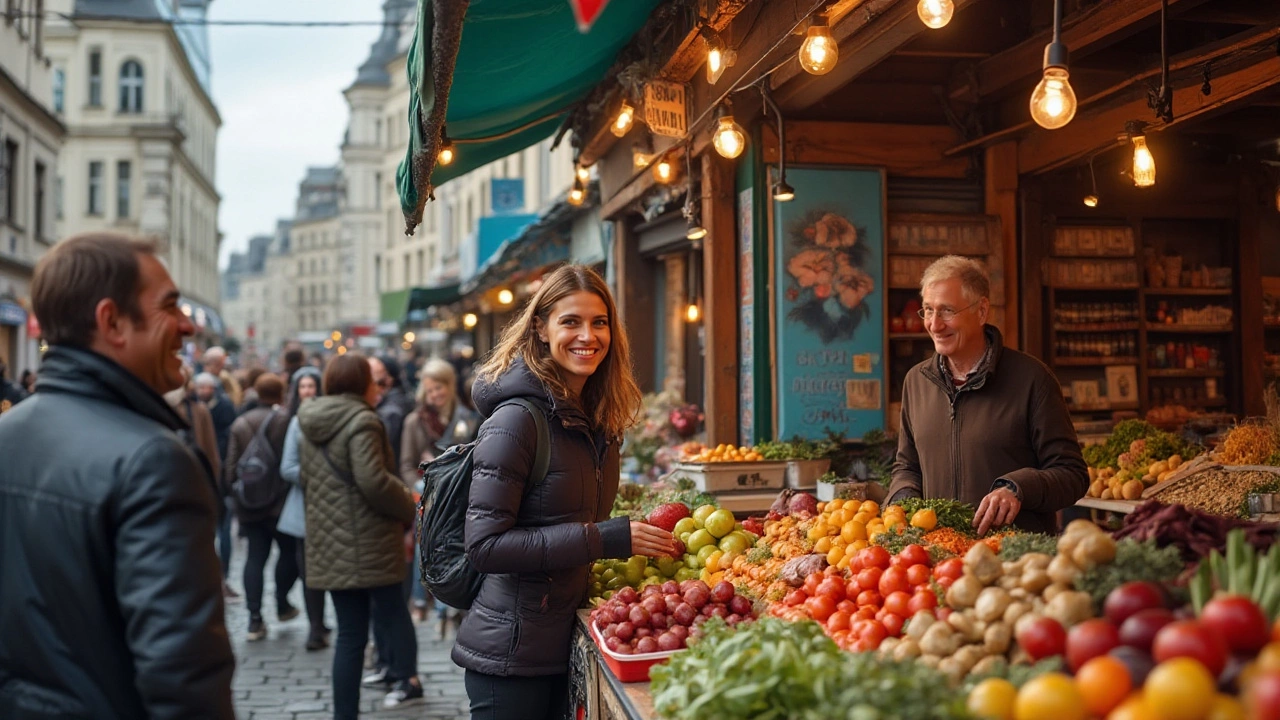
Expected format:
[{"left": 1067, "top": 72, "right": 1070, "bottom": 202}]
[
  {"left": 806, "top": 595, "right": 836, "bottom": 623},
  {"left": 1245, "top": 670, "right": 1280, "bottom": 720},
  {"left": 897, "top": 544, "right": 931, "bottom": 568},
  {"left": 850, "top": 638, "right": 874, "bottom": 653},
  {"left": 933, "top": 558, "right": 964, "bottom": 582},
  {"left": 1273, "top": 616, "right": 1280, "bottom": 644},
  {"left": 827, "top": 610, "right": 852, "bottom": 632},
  {"left": 1066, "top": 618, "right": 1121, "bottom": 672},
  {"left": 883, "top": 590, "right": 912, "bottom": 617},
  {"left": 855, "top": 606, "right": 877, "bottom": 621},
  {"left": 856, "top": 590, "right": 883, "bottom": 609},
  {"left": 1015, "top": 616, "right": 1067, "bottom": 662},
  {"left": 881, "top": 612, "right": 905, "bottom": 638},
  {"left": 846, "top": 579, "right": 862, "bottom": 599},
  {"left": 784, "top": 589, "right": 807, "bottom": 607},
  {"left": 908, "top": 589, "right": 939, "bottom": 615},
  {"left": 905, "top": 563, "right": 932, "bottom": 587},
  {"left": 856, "top": 567, "right": 883, "bottom": 592},
  {"left": 1102, "top": 581, "right": 1167, "bottom": 626},
  {"left": 936, "top": 576, "right": 956, "bottom": 590},
  {"left": 878, "top": 566, "right": 909, "bottom": 597},
  {"left": 859, "top": 619, "right": 888, "bottom": 647},
  {"left": 816, "top": 577, "right": 846, "bottom": 603},
  {"left": 1152, "top": 620, "right": 1228, "bottom": 677},
  {"left": 803, "top": 572, "right": 822, "bottom": 595},
  {"left": 858, "top": 546, "right": 892, "bottom": 571},
  {"left": 936, "top": 607, "right": 952, "bottom": 622},
  {"left": 1200, "top": 596, "right": 1270, "bottom": 654},
  {"left": 837, "top": 599, "right": 858, "bottom": 615}
]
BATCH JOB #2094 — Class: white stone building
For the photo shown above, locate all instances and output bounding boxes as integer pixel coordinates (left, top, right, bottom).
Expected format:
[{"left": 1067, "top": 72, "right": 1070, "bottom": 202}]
[
  {"left": 44, "top": 0, "right": 222, "bottom": 316},
  {"left": 0, "top": 2, "right": 65, "bottom": 376}
]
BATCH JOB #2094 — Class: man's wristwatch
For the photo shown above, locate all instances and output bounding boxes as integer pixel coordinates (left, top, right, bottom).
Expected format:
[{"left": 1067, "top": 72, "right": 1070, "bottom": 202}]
[{"left": 992, "top": 478, "right": 1021, "bottom": 500}]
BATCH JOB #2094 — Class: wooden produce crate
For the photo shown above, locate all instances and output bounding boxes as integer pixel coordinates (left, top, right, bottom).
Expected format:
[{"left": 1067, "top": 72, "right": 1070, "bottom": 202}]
[
  {"left": 785, "top": 459, "right": 831, "bottom": 489},
  {"left": 668, "top": 461, "right": 788, "bottom": 493},
  {"left": 1141, "top": 458, "right": 1280, "bottom": 517}
]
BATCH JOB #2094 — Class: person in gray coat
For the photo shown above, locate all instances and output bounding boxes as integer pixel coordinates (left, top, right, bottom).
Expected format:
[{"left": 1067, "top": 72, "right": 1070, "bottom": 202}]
[
  {"left": 0, "top": 233, "right": 234, "bottom": 719},
  {"left": 278, "top": 365, "right": 330, "bottom": 650},
  {"left": 455, "top": 265, "right": 675, "bottom": 720}
]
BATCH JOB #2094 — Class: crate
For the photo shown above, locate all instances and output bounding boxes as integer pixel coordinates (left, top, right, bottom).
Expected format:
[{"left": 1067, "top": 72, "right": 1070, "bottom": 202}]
[
  {"left": 591, "top": 622, "right": 678, "bottom": 683},
  {"left": 669, "top": 461, "right": 788, "bottom": 493},
  {"left": 785, "top": 459, "right": 831, "bottom": 489}
]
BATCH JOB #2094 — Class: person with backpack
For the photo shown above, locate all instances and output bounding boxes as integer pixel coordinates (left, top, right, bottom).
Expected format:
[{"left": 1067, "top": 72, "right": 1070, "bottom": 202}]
[
  {"left": 297, "top": 353, "right": 423, "bottom": 716},
  {"left": 448, "top": 264, "right": 675, "bottom": 720},
  {"left": 223, "top": 373, "right": 298, "bottom": 641},
  {"left": 278, "top": 366, "right": 331, "bottom": 651}
]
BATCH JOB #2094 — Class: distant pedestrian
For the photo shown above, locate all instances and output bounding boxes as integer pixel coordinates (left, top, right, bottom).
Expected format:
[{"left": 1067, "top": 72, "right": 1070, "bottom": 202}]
[
  {"left": 278, "top": 366, "right": 331, "bottom": 650},
  {"left": 196, "top": 371, "right": 239, "bottom": 597},
  {"left": 224, "top": 373, "right": 298, "bottom": 641},
  {"left": 281, "top": 346, "right": 306, "bottom": 384},
  {"left": 369, "top": 355, "right": 414, "bottom": 468},
  {"left": 166, "top": 364, "right": 222, "bottom": 499},
  {"left": 0, "top": 358, "right": 28, "bottom": 409},
  {"left": 297, "top": 353, "right": 423, "bottom": 716},
  {"left": 20, "top": 368, "right": 36, "bottom": 395},
  {"left": 0, "top": 233, "right": 235, "bottom": 719},
  {"left": 203, "top": 345, "right": 243, "bottom": 407},
  {"left": 237, "top": 366, "right": 267, "bottom": 414}
]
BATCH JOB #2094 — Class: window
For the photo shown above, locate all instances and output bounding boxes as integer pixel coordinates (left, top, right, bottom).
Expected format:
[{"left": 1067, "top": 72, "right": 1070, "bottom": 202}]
[
  {"left": 0, "top": 140, "right": 15, "bottom": 223},
  {"left": 88, "top": 161, "right": 103, "bottom": 214},
  {"left": 417, "top": 249, "right": 424, "bottom": 282},
  {"left": 54, "top": 175, "right": 62, "bottom": 220},
  {"left": 403, "top": 253, "right": 410, "bottom": 287},
  {"left": 119, "top": 60, "right": 144, "bottom": 113},
  {"left": 52, "top": 68, "right": 64, "bottom": 114},
  {"left": 375, "top": 119, "right": 382, "bottom": 147},
  {"left": 88, "top": 49, "right": 102, "bottom": 107},
  {"left": 34, "top": 161, "right": 46, "bottom": 239},
  {"left": 374, "top": 171, "right": 381, "bottom": 208},
  {"left": 116, "top": 161, "right": 131, "bottom": 218},
  {"left": 297, "top": 260, "right": 303, "bottom": 275},
  {"left": 297, "top": 287, "right": 304, "bottom": 304},
  {"left": 321, "top": 257, "right": 327, "bottom": 273}
]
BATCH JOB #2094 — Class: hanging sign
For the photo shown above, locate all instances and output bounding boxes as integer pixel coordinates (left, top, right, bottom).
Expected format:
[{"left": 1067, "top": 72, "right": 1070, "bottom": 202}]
[
  {"left": 568, "top": 0, "right": 611, "bottom": 33},
  {"left": 644, "top": 81, "right": 689, "bottom": 138}
]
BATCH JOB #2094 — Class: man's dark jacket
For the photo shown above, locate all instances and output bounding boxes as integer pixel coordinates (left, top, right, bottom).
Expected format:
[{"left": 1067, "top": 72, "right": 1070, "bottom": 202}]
[
  {"left": 0, "top": 346, "right": 235, "bottom": 720},
  {"left": 888, "top": 325, "right": 1089, "bottom": 534},
  {"left": 375, "top": 384, "right": 414, "bottom": 468},
  {"left": 205, "top": 388, "right": 236, "bottom": 461}
]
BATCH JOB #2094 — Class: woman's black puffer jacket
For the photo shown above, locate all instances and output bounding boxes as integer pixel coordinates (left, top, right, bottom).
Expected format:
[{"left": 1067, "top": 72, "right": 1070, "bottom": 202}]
[{"left": 452, "top": 358, "right": 632, "bottom": 676}]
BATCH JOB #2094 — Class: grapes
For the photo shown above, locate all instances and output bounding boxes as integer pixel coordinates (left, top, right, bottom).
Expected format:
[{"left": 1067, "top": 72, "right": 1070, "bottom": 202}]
[{"left": 594, "top": 576, "right": 758, "bottom": 656}]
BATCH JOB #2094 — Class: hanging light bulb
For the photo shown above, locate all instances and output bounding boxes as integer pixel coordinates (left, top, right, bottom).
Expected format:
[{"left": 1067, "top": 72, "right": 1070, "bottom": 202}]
[
  {"left": 1030, "top": 0, "right": 1077, "bottom": 130},
  {"left": 798, "top": 18, "right": 838, "bottom": 75},
  {"left": 575, "top": 165, "right": 590, "bottom": 183},
  {"left": 611, "top": 101, "right": 635, "bottom": 137},
  {"left": 462, "top": 313, "right": 478, "bottom": 330},
  {"left": 1083, "top": 194, "right": 1099, "bottom": 208},
  {"left": 686, "top": 222, "right": 707, "bottom": 241},
  {"left": 712, "top": 109, "right": 746, "bottom": 159},
  {"left": 685, "top": 302, "right": 701, "bottom": 323},
  {"left": 497, "top": 289, "right": 515, "bottom": 305},
  {"left": 632, "top": 144, "right": 652, "bottom": 169},
  {"left": 917, "top": 0, "right": 954, "bottom": 29},
  {"left": 1131, "top": 133, "right": 1156, "bottom": 188},
  {"left": 705, "top": 32, "right": 736, "bottom": 85},
  {"left": 653, "top": 156, "right": 675, "bottom": 184},
  {"left": 773, "top": 178, "right": 795, "bottom": 202},
  {"left": 437, "top": 138, "right": 455, "bottom": 166},
  {"left": 1083, "top": 156, "right": 1100, "bottom": 207},
  {"left": 567, "top": 178, "right": 586, "bottom": 206}
]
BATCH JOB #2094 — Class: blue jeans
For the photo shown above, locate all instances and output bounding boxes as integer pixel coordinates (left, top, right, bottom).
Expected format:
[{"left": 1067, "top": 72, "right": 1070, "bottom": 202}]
[
  {"left": 331, "top": 583, "right": 418, "bottom": 719},
  {"left": 464, "top": 671, "right": 568, "bottom": 720}
]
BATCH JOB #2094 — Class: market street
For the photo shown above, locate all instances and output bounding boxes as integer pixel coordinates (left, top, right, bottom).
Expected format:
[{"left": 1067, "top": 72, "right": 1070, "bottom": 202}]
[{"left": 225, "top": 541, "right": 469, "bottom": 720}]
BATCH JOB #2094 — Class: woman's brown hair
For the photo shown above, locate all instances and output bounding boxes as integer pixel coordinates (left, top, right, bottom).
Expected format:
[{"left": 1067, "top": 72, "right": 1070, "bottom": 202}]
[
  {"left": 477, "top": 264, "right": 642, "bottom": 438},
  {"left": 323, "top": 352, "right": 372, "bottom": 398}
]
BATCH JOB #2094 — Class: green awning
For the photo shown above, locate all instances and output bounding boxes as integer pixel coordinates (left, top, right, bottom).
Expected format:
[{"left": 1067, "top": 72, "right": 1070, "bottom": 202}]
[
  {"left": 405, "top": 283, "right": 462, "bottom": 324},
  {"left": 395, "top": 0, "right": 659, "bottom": 233},
  {"left": 380, "top": 289, "right": 412, "bottom": 324}
]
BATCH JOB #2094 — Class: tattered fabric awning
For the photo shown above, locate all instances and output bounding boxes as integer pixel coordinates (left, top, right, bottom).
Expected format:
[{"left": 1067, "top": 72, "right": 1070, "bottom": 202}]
[{"left": 395, "top": 0, "right": 659, "bottom": 233}]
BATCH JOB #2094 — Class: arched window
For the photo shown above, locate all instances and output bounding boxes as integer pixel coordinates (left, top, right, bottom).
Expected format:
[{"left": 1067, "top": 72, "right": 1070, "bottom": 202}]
[{"left": 119, "top": 60, "right": 144, "bottom": 113}]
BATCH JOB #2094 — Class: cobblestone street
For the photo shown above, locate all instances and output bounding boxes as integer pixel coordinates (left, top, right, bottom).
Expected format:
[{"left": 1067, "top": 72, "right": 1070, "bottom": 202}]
[{"left": 225, "top": 538, "right": 469, "bottom": 719}]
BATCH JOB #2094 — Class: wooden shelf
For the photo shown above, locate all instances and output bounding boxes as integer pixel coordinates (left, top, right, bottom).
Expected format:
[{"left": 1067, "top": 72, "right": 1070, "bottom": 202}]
[
  {"left": 1051, "top": 284, "right": 1140, "bottom": 290},
  {"left": 889, "top": 333, "right": 931, "bottom": 340},
  {"left": 1069, "top": 402, "right": 1140, "bottom": 413},
  {"left": 1076, "top": 497, "right": 1141, "bottom": 514},
  {"left": 1265, "top": 321, "right": 1280, "bottom": 330},
  {"left": 1144, "top": 324, "right": 1234, "bottom": 333},
  {"left": 1049, "top": 254, "right": 1137, "bottom": 260},
  {"left": 1054, "top": 356, "right": 1139, "bottom": 367},
  {"left": 1142, "top": 288, "right": 1232, "bottom": 296},
  {"left": 1147, "top": 368, "right": 1225, "bottom": 378},
  {"left": 888, "top": 283, "right": 924, "bottom": 290},
  {"left": 1179, "top": 397, "right": 1228, "bottom": 408},
  {"left": 1054, "top": 323, "right": 1140, "bottom": 332}
]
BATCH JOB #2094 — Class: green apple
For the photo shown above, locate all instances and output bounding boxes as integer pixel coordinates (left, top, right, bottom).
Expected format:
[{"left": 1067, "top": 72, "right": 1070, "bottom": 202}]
[
  {"left": 718, "top": 531, "right": 752, "bottom": 556},
  {"left": 675, "top": 567, "right": 698, "bottom": 582},
  {"left": 656, "top": 555, "right": 679, "bottom": 577},
  {"left": 691, "top": 504, "right": 717, "bottom": 527},
  {"left": 696, "top": 544, "right": 718, "bottom": 565},
  {"left": 703, "top": 508, "right": 736, "bottom": 539},
  {"left": 687, "top": 528, "right": 716, "bottom": 553},
  {"left": 673, "top": 517, "right": 698, "bottom": 536},
  {"left": 643, "top": 565, "right": 659, "bottom": 578}
]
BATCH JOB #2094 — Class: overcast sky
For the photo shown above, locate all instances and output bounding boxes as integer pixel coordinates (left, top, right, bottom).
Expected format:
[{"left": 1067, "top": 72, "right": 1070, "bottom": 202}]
[{"left": 210, "top": 0, "right": 385, "bottom": 268}]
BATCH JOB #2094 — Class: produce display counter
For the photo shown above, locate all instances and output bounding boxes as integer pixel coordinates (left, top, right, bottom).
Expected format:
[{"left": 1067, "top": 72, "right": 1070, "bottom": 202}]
[
  {"left": 570, "top": 610, "right": 653, "bottom": 720},
  {"left": 1075, "top": 497, "right": 1141, "bottom": 514}
]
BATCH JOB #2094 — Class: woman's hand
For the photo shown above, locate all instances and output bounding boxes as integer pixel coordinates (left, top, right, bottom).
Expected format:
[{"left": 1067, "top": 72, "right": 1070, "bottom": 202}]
[{"left": 629, "top": 521, "right": 679, "bottom": 558}]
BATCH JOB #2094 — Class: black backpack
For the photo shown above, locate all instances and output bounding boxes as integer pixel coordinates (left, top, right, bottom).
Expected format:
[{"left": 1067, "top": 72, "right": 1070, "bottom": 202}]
[
  {"left": 232, "top": 410, "right": 285, "bottom": 511},
  {"left": 416, "top": 398, "right": 549, "bottom": 610}
]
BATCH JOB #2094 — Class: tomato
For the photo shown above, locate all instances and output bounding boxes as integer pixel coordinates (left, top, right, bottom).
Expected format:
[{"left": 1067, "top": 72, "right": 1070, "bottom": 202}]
[
  {"left": 881, "top": 611, "right": 904, "bottom": 637},
  {"left": 933, "top": 557, "right": 964, "bottom": 582},
  {"left": 1107, "top": 695, "right": 1156, "bottom": 720},
  {"left": 1066, "top": 618, "right": 1121, "bottom": 672},
  {"left": 846, "top": 579, "right": 862, "bottom": 599},
  {"left": 858, "top": 619, "right": 888, "bottom": 647},
  {"left": 908, "top": 589, "right": 939, "bottom": 615},
  {"left": 1013, "top": 673, "right": 1085, "bottom": 720},
  {"left": 936, "top": 606, "right": 953, "bottom": 622},
  {"left": 856, "top": 567, "right": 883, "bottom": 592},
  {"left": 1015, "top": 616, "right": 1067, "bottom": 662},
  {"left": 1074, "top": 655, "right": 1131, "bottom": 716},
  {"left": 806, "top": 595, "right": 836, "bottom": 623},
  {"left": 1143, "top": 657, "right": 1215, "bottom": 720},
  {"left": 905, "top": 563, "right": 932, "bottom": 587},
  {"left": 897, "top": 544, "right": 931, "bottom": 568},
  {"left": 1119, "top": 608, "right": 1177, "bottom": 653},
  {"left": 936, "top": 575, "right": 956, "bottom": 589},
  {"left": 878, "top": 566, "right": 909, "bottom": 597},
  {"left": 1152, "top": 620, "right": 1228, "bottom": 678},
  {"left": 1244, "top": 670, "right": 1280, "bottom": 720},
  {"left": 883, "top": 590, "right": 912, "bottom": 617},
  {"left": 1205, "top": 694, "right": 1246, "bottom": 720},
  {"left": 850, "top": 638, "right": 874, "bottom": 653},
  {"left": 1273, "top": 617, "right": 1280, "bottom": 644},
  {"left": 803, "top": 572, "right": 822, "bottom": 595},
  {"left": 1200, "top": 595, "right": 1270, "bottom": 654},
  {"left": 967, "top": 678, "right": 1016, "bottom": 720},
  {"left": 856, "top": 589, "right": 883, "bottom": 609},
  {"left": 1103, "top": 581, "right": 1167, "bottom": 626},
  {"left": 784, "top": 589, "right": 807, "bottom": 607},
  {"left": 836, "top": 599, "right": 857, "bottom": 615},
  {"left": 855, "top": 605, "right": 877, "bottom": 621},
  {"left": 858, "top": 546, "right": 891, "bottom": 570},
  {"left": 815, "top": 577, "right": 846, "bottom": 603},
  {"left": 827, "top": 610, "right": 852, "bottom": 632}
]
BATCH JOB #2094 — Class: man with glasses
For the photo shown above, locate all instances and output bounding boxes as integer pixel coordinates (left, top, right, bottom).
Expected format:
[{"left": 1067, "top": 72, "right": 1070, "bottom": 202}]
[{"left": 887, "top": 255, "right": 1088, "bottom": 535}]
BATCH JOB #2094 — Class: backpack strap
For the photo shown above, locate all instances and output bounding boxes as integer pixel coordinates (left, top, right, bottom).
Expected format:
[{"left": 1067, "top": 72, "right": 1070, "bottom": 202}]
[
  {"left": 319, "top": 443, "right": 356, "bottom": 487},
  {"left": 502, "top": 398, "right": 550, "bottom": 487}
]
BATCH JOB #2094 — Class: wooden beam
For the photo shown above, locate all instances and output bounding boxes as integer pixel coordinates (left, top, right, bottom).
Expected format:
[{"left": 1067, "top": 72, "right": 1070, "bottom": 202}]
[
  {"left": 701, "top": 151, "right": 739, "bottom": 446},
  {"left": 1238, "top": 173, "right": 1268, "bottom": 417},
  {"left": 1017, "top": 51, "right": 1280, "bottom": 175},
  {"left": 613, "top": 220, "right": 657, "bottom": 392},
  {"left": 985, "top": 141, "right": 1019, "bottom": 349},
  {"left": 761, "top": 121, "right": 970, "bottom": 179},
  {"left": 1019, "top": 180, "right": 1046, "bottom": 361},
  {"left": 950, "top": 0, "right": 1212, "bottom": 102}
]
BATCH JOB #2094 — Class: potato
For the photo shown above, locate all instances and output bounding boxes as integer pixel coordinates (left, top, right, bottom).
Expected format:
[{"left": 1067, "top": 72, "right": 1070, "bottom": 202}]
[
  {"left": 1046, "top": 590, "right": 1094, "bottom": 628},
  {"left": 1047, "top": 554, "right": 1081, "bottom": 585},
  {"left": 998, "top": 574, "right": 1020, "bottom": 591},
  {"left": 953, "top": 645, "right": 987, "bottom": 674},
  {"left": 879, "top": 637, "right": 900, "bottom": 654},
  {"left": 983, "top": 622, "right": 1012, "bottom": 655},
  {"left": 1070, "top": 532, "right": 1117, "bottom": 569},
  {"left": 946, "top": 575, "right": 984, "bottom": 610},
  {"left": 1043, "top": 582, "right": 1072, "bottom": 603},
  {"left": 1020, "top": 568, "right": 1052, "bottom": 594},
  {"left": 971, "top": 655, "right": 1005, "bottom": 677},
  {"left": 947, "top": 611, "right": 978, "bottom": 641},
  {"left": 893, "top": 639, "right": 922, "bottom": 661},
  {"left": 1121, "top": 479, "right": 1144, "bottom": 500},
  {"left": 906, "top": 610, "right": 937, "bottom": 639},
  {"left": 920, "top": 622, "right": 958, "bottom": 657},
  {"left": 1003, "top": 601, "right": 1030, "bottom": 627},
  {"left": 937, "top": 658, "right": 964, "bottom": 684},
  {"left": 1022, "top": 554, "right": 1052, "bottom": 572},
  {"left": 964, "top": 543, "right": 1003, "bottom": 585},
  {"left": 975, "top": 587, "right": 1013, "bottom": 623}
]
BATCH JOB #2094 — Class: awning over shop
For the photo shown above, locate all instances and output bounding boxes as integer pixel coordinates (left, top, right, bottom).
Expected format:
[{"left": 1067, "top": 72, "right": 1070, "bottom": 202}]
[
  {"left": 395, "top": 0, "right": 659, "bottom": 232},
  {"left": 180, "top": 297, "right": 224, "bottom": 336},
  {"left": 380, "top": 288, "right": 412, "bottom": 324},
  {"left": 404, "top": 282, "right": 462, "bottom": 324},
  {"left": 464, "top": 213, "right": 539, "bottom": 283},
  {"left": 462, "top": 196, "right": 587, "bottom": 295}
]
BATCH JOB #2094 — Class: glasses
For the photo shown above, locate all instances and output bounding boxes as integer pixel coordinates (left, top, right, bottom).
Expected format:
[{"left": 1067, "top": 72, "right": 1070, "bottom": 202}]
[{"left": 918, "top": 301, "right": 980, "bottom": 322}]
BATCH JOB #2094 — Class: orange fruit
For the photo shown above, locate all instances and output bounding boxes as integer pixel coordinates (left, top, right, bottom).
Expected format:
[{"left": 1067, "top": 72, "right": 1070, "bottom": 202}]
[
  {"left": 1014, "top": 673, "right": 1086, "bottom": 720},
  {"left": 1143, "top": 658, "right": 1215, "bottom": 720},
  {"left": 1076, "top": 655, "right": 1132, "bottom": 716}
]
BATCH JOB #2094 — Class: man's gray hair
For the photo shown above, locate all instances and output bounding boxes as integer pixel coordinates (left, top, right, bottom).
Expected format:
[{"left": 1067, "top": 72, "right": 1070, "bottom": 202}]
[
  {"left": 920, "top": 255, "right": 990, "bottom": 301},
  {"left": 193, "top": 372, "right": 220, "bottom": 388},
  {"left": 203, "top": 346, "right": 227, "bottom": 362}
]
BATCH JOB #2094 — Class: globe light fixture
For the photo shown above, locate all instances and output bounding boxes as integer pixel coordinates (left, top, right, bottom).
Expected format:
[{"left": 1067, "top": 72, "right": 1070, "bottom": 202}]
[
  {"left": 403, "top": 331, "right": 416, "bottom": 342},
  {"left": 1083, "top": 194, "right": 1099, "bottom": 208},
  {"left": 798, "top": 20, "right": 838, "bottom": 75},
  {"left": 1131, "top": 133, "right": 1156, "bottom": 188},
  {"left": 653, "top": 156, "right": 675, "bottom": 184},
  {"left": 705, "top": 32, "right": 736, "bottom": 85},
  {"left": 611, "top": 101, "right": 635, "bottom": 137},
  {"left": 685, "top": 302, "right": 700, "bottom": 323},
  {"left": 917, "top": 0, "right": 954, "bottom": 29},
  {"left": 497, "top": 289, "right": 515, "bottom": 305},
  {"left": 462, "top": 313, "right": 478, "bottom": 330},
  {"left": 1029, "top": 0, "right": 1077, "bottom": 130},
  {"left": 712, "top": 110, "right": 746, "bottom": 159}
]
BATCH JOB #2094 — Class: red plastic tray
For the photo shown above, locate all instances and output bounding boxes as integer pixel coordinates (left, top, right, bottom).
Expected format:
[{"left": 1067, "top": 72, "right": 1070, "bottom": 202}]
[{"left": 589, "top": 621, "right": 679, "bottom": 683}]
